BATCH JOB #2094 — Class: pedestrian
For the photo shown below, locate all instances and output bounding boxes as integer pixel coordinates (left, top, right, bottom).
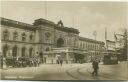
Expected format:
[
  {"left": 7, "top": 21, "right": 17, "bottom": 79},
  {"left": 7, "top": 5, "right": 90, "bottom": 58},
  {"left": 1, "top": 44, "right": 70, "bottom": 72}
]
[
  {"left": 37, "top": 58, "right": 40, "bottom": 66},
  {"left": 56, "top": 54, "right": 59, "bottom": 64},
  {"left": 44, "top": 56, "right": 46, "bottom": 63},
  {"left": 0, "top": 55, "right": 3, "bottom": 69},
  {"left": 39, "top": 52, "right": 43, "bottom": 63},
  {"left": 92, "top": 59, "right": 99, "bottom": 76},
  {"left": 59, "top": 56, "right": 63, "bottom": 66},
  {"left": 60, "top": 59, "right": 63, "bottom": 66},
  {"left": 3, "top": 57, "right": 7, "bottom": 69}
]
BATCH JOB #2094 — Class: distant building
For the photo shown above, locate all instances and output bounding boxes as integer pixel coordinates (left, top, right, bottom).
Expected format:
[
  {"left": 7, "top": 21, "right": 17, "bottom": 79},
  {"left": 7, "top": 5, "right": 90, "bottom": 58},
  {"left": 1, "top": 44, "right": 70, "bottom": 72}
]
[
  {"left": 103, "top": 40, "right": 118, "bottom": 64},
  {"left": 105, "top": 40, "right": 116, "bottom": 55},
  {"left": 114, "top": 31, "right": 128, "bottom": 61},
  {"left": 106, "top": 40, "right": 116, "bottom": 52},
  {"left": 0, "top": 17, "right": 104, "bottom": 63},
  {"left": 78, "top": 37, "right": 105, "bottom": 62}
]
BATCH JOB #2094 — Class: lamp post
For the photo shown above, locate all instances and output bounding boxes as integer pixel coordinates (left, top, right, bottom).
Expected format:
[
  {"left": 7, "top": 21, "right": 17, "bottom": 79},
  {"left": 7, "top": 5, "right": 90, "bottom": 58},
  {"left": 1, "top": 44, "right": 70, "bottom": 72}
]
[{"left": 93, "top": 31, "right": 97, "bottom": 59}]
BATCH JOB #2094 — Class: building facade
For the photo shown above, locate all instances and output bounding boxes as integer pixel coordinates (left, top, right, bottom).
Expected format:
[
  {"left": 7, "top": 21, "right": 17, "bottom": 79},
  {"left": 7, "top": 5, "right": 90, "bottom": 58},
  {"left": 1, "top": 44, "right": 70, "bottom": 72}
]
[
  {"left": 0, "top": 17, "right": 104, "bottom": 63},
  {"left": 78, "top": 37, "right": 105, "bottom": 62}
]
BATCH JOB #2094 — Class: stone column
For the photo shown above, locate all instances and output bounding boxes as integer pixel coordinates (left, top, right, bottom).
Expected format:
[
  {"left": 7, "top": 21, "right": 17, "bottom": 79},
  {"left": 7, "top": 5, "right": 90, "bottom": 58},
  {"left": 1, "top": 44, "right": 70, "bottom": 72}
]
[{"left": 66, "top": 51, "right": 69, "bottom": 64}]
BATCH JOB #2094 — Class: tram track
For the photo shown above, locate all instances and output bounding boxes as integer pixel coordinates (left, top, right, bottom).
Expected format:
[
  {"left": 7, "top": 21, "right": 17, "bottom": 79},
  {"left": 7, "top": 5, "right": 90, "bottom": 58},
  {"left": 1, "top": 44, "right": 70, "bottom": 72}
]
[
  {"left": 65, "top": 64, "right": 121, "bottom": 80},
  {"left": 65, "top": 65, "right": 91, "bottom": 80},
  {"left": 78, "top": 66, "right": 127, "bottom": 80},
  {"left": 65, "top": 66, "right": 81, "bottom": 80}
]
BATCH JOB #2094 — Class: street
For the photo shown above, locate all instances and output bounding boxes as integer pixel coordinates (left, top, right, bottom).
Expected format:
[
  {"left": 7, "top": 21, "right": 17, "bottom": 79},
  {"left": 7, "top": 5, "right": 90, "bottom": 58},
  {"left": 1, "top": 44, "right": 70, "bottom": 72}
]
[{"left": 0, "top": 61, "right": 128, "bottom": 80}]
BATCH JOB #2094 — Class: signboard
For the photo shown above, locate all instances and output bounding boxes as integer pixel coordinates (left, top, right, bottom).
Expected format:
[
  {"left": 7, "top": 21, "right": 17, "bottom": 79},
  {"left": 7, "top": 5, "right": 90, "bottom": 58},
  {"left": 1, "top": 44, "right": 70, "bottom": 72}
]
[
  {"left": 52, "top": 48, "right": 69, "bottom": 53},
  {"left": 110, "top": 56, "right": 117, "bottom": 60},
  {"left": 115, "top": 34, "right": 125, "bottom": 49},
  {"left": 106, "top": 40, "right": 115, "bottom": 51}
]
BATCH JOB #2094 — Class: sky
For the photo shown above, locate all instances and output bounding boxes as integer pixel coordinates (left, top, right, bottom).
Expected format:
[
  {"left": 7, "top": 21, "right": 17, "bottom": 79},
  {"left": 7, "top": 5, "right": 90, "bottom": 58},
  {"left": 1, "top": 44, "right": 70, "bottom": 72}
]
[{"left": 1, "top": 1, "right": 128, "bottom": 42}]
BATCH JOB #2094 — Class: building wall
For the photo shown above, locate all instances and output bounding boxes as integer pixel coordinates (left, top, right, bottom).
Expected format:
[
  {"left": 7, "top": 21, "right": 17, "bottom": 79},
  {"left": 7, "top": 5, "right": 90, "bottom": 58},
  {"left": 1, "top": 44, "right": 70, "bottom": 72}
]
[
  {"left": 1, "top": 25, "right": 35, "bottom": 58},
  {"left": 1, "top": 18, "right": 104, "bottom": 62},
  {"left": 34, "top": 23, "right": 79, "bottom": 54},
  {"left": 78, "top": 38, "right": 104, "bottom": 61}
]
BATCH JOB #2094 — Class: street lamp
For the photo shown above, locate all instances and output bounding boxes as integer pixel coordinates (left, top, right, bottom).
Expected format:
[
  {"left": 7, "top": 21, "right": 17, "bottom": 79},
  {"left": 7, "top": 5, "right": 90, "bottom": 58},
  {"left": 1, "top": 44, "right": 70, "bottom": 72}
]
[{"left": 93, "top": 31, "right": 97, "bottom": 59}]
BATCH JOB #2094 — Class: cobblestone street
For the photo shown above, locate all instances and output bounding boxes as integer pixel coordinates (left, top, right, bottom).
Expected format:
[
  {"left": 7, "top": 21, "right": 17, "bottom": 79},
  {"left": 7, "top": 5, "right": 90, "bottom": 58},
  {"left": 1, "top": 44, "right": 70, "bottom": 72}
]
[{"left": 1, "top": 61, "right": 128, "bottom": 80}]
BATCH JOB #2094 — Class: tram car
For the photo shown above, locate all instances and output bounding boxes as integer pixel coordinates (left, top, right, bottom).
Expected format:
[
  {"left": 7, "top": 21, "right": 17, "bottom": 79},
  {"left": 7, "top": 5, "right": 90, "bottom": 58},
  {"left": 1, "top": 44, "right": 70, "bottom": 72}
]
[{"left": 103, "top": 53, "right": 118, "bottom": 65}]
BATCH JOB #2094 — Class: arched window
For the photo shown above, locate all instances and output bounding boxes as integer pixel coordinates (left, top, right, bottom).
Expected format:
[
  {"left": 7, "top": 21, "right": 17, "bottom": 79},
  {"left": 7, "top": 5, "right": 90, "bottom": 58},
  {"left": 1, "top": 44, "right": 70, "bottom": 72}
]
[
  {"left": 46, "top": 47, "right": 50, "bottom": 51},
  {"left": 29, "top": 48, "right": 33, "bottom": 57},
  {"left": 80, "top": 43, "right": 82, "bottom": 49},
  {"left": 3, "top": 29, "right": 9, "bottom": 40},
  {"left": 57, "top": 38, "right": 64, "bottom": 47},
  {"left": 12, "top": 45, "right": 17, "bottom": 57},
  {"left": 21, "top": 47, "right": 26, "bottom": 57},
  {"left": 29, "top": 34, "right": 33, "bottom": 41},
  {"left": 13, "top": 31, "right": 18, "bottom": 41},
  {"left": 3, "top": 44, "right": 8, "bottom": 57},
  {"left": 83, "top": 43, "right": 84, "bottom": 48},
  {"left": 22, "top": 33, "right": 26, "bottom": 41},
  {"left": 91, "top": 44, "right": 93, "bottom": 50}
]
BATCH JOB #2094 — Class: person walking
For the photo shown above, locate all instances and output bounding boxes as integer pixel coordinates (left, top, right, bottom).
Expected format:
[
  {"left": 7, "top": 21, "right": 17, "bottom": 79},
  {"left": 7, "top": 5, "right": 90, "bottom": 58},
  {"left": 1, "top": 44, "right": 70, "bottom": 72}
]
[
  {"left": 39, "top": 52, "right": 43, "bottom": 63},
  {"left": 60, "top": 58, "right": 63, "bottom": 66},
  {"left": 92, "top": 59, "right": 99, "bottom": 76},
  {"left": 0, "top": 55, "right": 3, "bottom": 69},
  {"left": 56, "top": 54, "right": 60, "bottom": 64},
  {"left": 59, "top": 56, "right": 63, "bottom": 66}
]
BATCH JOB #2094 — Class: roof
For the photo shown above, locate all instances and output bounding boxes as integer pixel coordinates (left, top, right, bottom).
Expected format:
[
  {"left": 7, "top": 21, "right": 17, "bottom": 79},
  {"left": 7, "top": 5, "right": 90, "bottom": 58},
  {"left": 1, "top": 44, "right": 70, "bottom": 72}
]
[
  {"left": 79, "top": 36, "right": 105, "bottom": 44},
  {"left": 33, "top": 18, "right": 55, "bottom": 26},
  {"left": 1, "top": 17, "right": 36, "bottom": 31},
  {"left": 1, "top": 17, "right": 79, "bottom": 34},
  {"left": 106, "top": 40, "right": 115, "bottom": 43},
  {"left": 33, "top": 18, "right": 80, "bottom": 34}
]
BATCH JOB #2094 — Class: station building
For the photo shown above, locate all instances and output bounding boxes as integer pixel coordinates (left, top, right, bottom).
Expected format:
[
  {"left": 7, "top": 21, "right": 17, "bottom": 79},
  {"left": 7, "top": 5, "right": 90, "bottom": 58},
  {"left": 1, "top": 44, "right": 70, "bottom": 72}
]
[{"left": 0, "top": 17, "right": 105, "bottom": 63}]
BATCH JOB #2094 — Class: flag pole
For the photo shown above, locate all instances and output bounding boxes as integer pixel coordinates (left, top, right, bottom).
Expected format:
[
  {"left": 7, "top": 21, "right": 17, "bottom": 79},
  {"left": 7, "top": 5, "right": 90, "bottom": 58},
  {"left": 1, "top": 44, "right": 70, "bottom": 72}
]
[{"left": 93, "top": 31, "right": 97, "bottom": 59}]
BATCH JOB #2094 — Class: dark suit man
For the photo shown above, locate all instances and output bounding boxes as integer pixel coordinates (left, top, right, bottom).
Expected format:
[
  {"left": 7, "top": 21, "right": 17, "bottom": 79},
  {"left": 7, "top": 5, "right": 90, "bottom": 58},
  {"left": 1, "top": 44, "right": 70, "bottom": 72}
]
[{"left": 92, "top": 60, "right": 99, "bottom": 76}]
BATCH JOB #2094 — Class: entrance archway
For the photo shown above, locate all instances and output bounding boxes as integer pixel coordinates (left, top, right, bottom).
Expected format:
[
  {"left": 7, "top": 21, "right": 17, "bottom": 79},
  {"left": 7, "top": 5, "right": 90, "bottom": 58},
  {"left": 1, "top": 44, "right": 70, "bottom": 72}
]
[{"left": 57, "top": 38, "right": 64, "bottom": 47}]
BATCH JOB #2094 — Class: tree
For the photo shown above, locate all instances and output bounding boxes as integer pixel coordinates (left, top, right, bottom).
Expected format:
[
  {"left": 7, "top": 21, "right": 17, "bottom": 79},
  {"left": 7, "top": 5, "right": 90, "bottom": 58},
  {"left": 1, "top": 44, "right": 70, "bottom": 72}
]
[
  {"left": 115, "top": 28, "right": 128, "bottom": 61},
  {"left": 123, "top": 28, "right": 127, "bottom": 60}
]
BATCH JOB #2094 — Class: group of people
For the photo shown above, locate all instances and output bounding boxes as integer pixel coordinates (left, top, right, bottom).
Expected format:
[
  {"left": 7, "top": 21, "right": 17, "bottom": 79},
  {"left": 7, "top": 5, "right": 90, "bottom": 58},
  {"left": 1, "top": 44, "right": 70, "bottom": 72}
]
[
  {"left": 1, "top": 56, "right": 41, "bottom": 68},
  {"left": 0, "top": 53, "right": 100, "bottom": 77}
]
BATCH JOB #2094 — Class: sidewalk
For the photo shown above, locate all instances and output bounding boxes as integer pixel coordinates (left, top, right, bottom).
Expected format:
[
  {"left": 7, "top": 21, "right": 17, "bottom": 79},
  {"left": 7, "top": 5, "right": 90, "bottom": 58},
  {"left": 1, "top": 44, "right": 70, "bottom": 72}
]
[{"left": 0, "top": 63, "right": 81, "bottom": 80}]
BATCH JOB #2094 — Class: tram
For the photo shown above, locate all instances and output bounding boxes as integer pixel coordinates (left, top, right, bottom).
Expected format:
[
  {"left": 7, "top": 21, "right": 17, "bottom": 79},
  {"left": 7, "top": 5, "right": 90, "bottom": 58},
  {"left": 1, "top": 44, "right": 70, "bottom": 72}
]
[{"left": 103, "top": 52, "right": 118, "bottom": 65}]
